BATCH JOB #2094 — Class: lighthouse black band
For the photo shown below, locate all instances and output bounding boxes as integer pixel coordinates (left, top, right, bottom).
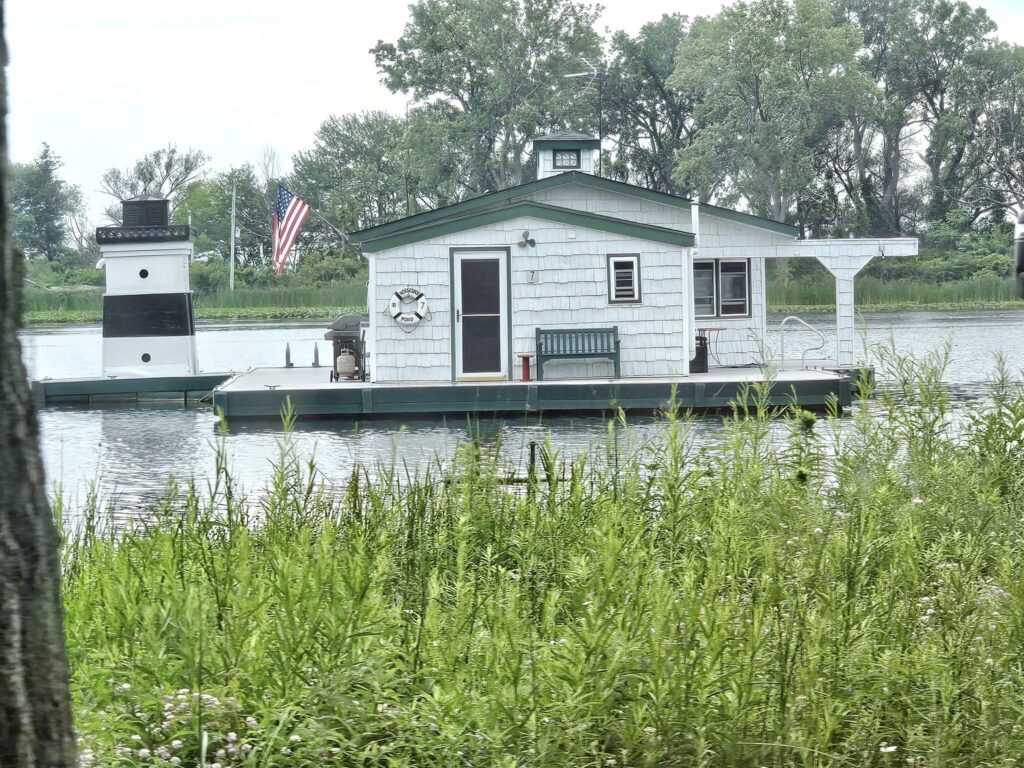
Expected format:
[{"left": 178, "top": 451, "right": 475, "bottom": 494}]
[{"left": 102, "top": 293, "right": 196, "bottom": 338}]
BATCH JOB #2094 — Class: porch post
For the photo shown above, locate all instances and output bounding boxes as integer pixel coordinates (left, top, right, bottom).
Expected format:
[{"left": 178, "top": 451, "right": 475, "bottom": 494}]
[{"left": 815, "top": 254, "right": 872, "bottom": 367}]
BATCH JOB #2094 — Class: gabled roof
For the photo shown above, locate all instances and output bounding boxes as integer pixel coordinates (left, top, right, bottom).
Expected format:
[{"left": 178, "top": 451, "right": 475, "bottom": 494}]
[
  {"left": 349, "top": 172, "right": 799, "bottom": 245},
  {"left": 356, "top": 201, "right": 695, "bottom": 252}
]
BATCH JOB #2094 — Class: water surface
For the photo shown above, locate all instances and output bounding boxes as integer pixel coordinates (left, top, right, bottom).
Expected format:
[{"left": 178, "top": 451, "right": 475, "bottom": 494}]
[{"left": 21, "top": 311, "right": 1024, "bottom": 510}]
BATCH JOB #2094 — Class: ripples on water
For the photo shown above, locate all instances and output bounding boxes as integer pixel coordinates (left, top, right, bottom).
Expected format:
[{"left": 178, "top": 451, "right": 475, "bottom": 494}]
[{"left": 20, "top": 311, "right": 1024, "bottom": 511}]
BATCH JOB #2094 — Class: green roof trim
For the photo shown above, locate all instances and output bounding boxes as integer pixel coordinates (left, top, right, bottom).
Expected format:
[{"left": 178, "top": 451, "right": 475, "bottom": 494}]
[
  {"left": 533, "top": 138, "right": 600, "bottom": 150},
  {"left": 357, "top": 201, "right": 695, "bottom": 252},
  {"left": 349, "top": 171, "right": 798, "bottom": 243}
]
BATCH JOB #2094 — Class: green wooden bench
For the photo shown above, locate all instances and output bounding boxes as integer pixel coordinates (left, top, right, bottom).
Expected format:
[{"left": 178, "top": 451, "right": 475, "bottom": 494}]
[{"left": 535, "top": 327, "right": 621, "bottom": 381}]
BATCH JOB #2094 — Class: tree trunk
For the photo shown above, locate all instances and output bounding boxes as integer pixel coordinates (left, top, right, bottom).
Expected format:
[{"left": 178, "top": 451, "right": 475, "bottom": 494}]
[{"left": 0, "top": 2, "right": 78, "bottom": 765}]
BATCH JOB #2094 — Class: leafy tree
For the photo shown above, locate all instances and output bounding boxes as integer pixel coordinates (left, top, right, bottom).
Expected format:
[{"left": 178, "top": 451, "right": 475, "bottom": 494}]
[
  {"left": 826, "top": 0, "right": 921, "bottom": 235},
  {"left": 670, "top": 0, "right": 867, "bottom": 222},
  {"left": 292, "top": 111, "right": 411, "bottom": 231},
  {"left": 10, "top": 143, "right": 82, "bottom": 261},
  {"left": 908, "top": 0, "right": 1010, "bottom": 223},
  {"left": 604, "top": 14, "right": 700, "bottom": 195},
  {"left": 372, "top": 0, "right": 601, "bottom": 195},
  {"left": 174, "top": 165, "right": 271, "bottom": 266},
  {"left": 964, "top": 46, "right": 1024, "bottom": 219},
  {"left": 100, "top": 144, "right": 208, "bottom": 222}
]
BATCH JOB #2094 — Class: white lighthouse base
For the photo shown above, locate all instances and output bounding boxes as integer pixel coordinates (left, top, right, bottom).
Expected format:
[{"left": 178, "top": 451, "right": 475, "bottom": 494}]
[{"left": 102, "top": 336, "right": 198, "bottom": 378}]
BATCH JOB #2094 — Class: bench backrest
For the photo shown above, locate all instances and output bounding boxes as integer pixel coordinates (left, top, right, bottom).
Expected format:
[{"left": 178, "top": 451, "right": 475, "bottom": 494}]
[{"left": 536, "top": 327, "right": 618, "bottom": 355}]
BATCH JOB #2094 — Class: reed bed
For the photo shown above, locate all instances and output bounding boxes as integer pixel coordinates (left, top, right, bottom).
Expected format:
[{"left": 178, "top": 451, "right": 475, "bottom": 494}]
[
  {"left": 768, "top": 274, "right": 1023, "bottom": 308},
  {"left": 62, "top": 357, "right": 1024, "bottom": 767}
]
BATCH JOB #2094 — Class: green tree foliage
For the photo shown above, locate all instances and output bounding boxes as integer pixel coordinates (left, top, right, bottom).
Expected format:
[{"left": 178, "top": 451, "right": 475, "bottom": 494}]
[
  {"left": 174, "top": 165, "right": 270, "bottom": 265},
  {"left": 100, "top": 144, "right": 208, "bottom": 222},
  {"left": 965, "top": 46, "right": 1024, "bottom": 217},
  {"left": 292, "top": 112, "right": 411, "bottom": 231},
  {"left": 908, "top": 0, "right": 1013, "bottom": 223},
  {"left": 10, "top": 144, "right": 82, "bottom": 261},
  {"left": 372, "top": 0, "right": 602, "bottom": 195},
  {"left": 604, "top": 14, "right": 700, "bottom": 195},
  {"left": 670, "top": 0, "right": 866, "bottom": 222}
]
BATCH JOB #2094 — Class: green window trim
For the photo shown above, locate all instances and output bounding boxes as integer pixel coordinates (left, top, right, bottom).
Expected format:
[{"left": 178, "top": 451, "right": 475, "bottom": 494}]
[
  {"left": 608, "top": 254, "right": 641, "bottom": 304},
  {"left": 694, "top": 258, "right": 751, "bottom": 319}
]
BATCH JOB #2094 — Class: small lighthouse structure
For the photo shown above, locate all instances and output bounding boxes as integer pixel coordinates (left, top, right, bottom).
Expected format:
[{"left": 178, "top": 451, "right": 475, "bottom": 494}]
[{"left": 96, "top": 198, "right": 198, "bottom": 377}]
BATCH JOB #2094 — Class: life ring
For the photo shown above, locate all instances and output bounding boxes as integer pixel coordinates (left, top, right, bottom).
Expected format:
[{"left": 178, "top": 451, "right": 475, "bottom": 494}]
[{"left": 388, "top": 287, "right": 428, "bottom": 333}]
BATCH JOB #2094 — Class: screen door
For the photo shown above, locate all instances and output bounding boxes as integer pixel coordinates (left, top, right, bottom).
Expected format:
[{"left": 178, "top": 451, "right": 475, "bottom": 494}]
[{"left": 453, "top": 250, "right": 508, "bottom": 379}]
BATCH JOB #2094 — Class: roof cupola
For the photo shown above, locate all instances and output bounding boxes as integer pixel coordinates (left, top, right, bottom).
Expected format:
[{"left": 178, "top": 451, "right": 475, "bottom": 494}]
[{"left": 532, "top": 131, "right": 600, "bottom": 180}]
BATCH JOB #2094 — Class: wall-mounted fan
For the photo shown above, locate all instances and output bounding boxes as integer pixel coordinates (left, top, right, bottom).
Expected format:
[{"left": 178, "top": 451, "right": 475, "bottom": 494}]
[{"left": 517, "top": 230, "right": 536, "bottom": 248}]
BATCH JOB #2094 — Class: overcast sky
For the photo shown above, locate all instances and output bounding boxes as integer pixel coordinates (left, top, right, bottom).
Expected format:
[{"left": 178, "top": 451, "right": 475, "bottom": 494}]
[{"left": 8, "top": 0, "right": 1024, "bottom": 221}]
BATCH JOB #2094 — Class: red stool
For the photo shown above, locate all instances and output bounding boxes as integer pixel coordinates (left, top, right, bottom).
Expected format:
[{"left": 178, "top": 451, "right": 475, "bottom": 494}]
[{"left": 517, "top": 353, "right": 535, "bottom": 382}]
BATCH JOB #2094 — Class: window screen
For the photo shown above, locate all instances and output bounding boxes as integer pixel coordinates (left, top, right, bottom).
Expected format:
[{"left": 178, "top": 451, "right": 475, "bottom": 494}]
[
  {"left": 609, "top": 256, "right": 640, "bottom": 302},
  {"left": 694, "top": 261, "right": 716, "bottom": 317},
  {"left": 718, "top": 261, "right": 749, "bottom": 316}
]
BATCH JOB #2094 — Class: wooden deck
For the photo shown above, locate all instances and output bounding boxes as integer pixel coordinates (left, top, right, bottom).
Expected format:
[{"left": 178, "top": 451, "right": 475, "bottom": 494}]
[{"left": 211, "top": 366, "right": 865, "bottom": 420}]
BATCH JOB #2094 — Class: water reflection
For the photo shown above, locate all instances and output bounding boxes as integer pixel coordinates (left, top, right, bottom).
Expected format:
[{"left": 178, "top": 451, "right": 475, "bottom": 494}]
[{"left": 21, "top": 310, "right": 1024, "bottom": 509}]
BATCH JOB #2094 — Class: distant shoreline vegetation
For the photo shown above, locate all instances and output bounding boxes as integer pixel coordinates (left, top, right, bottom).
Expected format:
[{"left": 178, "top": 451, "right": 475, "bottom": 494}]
[{"left": 20, "top": 278, "right": 1024, "bottom": 327}]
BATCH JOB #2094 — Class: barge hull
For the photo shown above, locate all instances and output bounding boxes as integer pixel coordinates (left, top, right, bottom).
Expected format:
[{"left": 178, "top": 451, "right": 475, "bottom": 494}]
[{"left": 212, "top": 367, "right": 867, "bottom": 420}]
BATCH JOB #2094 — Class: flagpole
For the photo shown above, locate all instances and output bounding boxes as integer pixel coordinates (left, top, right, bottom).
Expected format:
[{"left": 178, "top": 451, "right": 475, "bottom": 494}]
[{"left": 308, "top": 207, "right": 349, "bottom": 244}]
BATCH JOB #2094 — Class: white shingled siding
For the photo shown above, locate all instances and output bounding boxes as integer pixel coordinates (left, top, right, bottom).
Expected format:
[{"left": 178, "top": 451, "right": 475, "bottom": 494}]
[
  {"left": 368, "top": 215, "right": 688, "bottom": 383},
  {"left": 537, "top": 148, "right": 598, "bottom": 179},
  {"left": 528, "top": 185, "right": 691, "bottom": 231},
  {"left": 525, "top": 180, "right": 797, "bottom": 367}
]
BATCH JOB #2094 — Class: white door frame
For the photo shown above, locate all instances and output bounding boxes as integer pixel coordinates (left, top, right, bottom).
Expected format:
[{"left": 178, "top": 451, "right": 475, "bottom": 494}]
[{"left": 452, "top": 248, "right": 509, "bottom": 381}]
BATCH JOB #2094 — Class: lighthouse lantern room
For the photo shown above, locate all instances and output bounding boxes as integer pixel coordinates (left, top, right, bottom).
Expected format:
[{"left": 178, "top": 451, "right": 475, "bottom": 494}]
[{"left": 96, "top": 198, "right": 198, "bottom": 377}]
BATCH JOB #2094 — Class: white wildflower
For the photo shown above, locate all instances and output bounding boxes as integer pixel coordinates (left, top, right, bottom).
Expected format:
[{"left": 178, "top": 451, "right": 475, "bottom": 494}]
[
  {"left": 241, "top": 743, "right": 253, "bottom": 752},
  {"left": 117, "top": 683, "right": 132, "bottom": 693},
  {"left": 280, "top": 747, "right": 293, "bottom": 755},
  {"left": 226, "top": 731, "right": 238, "bottom": 743},
  {"left": 290, "top": 733, "right": 301, "bottom": 743},
  {"left": 813, "top": 527, "right": 824, "bottom": 535},
  {"left": 245, "top": 716, "right": 258, "bottom": 728},
  {"left": 137, "top": 748, "right": 151, "bottom": 759},
  {"left": 880, "top": 744, "right": 898, "bottom": 753},
  {"left": 170, "top": 739, "right": 183, "bottom": 750},
  {"left": 169, "top": 759, "right": 181, "bottom": 767},
  {"left": 215, "top": 748, "right": 226, "bottom": 758}
]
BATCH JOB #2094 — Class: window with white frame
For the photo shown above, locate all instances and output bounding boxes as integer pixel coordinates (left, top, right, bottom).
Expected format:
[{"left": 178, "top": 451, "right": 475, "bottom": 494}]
[
  {"left": 552, "top": 149, "right": 581, "bottom": 169},
  {"left": 693, "top": 259, "right": 750, "bottom": 317},
  {"left": 608, "top": 255, "right": 641, "bottom": 303}
]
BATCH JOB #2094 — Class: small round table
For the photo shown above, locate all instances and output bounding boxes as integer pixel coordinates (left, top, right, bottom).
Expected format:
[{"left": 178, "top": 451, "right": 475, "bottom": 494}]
[{"left": 696, "top": 327, "right": 724, "bottom": 366}]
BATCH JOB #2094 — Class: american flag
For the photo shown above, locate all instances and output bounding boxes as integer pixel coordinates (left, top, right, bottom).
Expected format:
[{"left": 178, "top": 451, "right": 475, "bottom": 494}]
[{"left": 272, "top": 185, "right": 311, "bottom": 275}]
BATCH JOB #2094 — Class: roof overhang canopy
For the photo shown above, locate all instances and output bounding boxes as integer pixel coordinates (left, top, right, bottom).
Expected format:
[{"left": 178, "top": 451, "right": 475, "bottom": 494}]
[{"left": 354, "top": 200, "right": 696, "bottom": 252}]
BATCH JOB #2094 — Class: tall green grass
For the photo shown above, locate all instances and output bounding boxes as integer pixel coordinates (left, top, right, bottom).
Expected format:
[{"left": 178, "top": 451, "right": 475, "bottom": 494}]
[
  {"left": 62, "top": 359, "right": 1024, "bottom": 766},
  {"left": 768, "top": 274, "right": 1023, "bottom": 308},
  {"left": 23, "top": 284, "right": 369, "bottom": 325}
]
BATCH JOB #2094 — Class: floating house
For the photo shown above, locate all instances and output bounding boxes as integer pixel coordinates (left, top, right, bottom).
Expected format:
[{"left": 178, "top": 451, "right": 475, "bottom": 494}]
[
  {"left": 209, "top": 131, "right": 919, "bottom": 419},
  {"left": 347, "top": 132, "right": 918, "bottom": 385},
  {"left": 33, "top": 133, "right": 921, "bottom": 419}
]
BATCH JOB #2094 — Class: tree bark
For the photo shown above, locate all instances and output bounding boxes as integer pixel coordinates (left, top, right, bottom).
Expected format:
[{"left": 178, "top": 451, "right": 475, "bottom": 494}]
[{"left": 0, "top": 2, "right": 78, "bottom": 765}]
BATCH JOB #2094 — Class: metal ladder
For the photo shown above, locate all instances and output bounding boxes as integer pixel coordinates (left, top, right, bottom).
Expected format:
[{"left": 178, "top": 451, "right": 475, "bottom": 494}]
[{"left": 778, "top": 316, "right": 828, "bottom": 369}]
